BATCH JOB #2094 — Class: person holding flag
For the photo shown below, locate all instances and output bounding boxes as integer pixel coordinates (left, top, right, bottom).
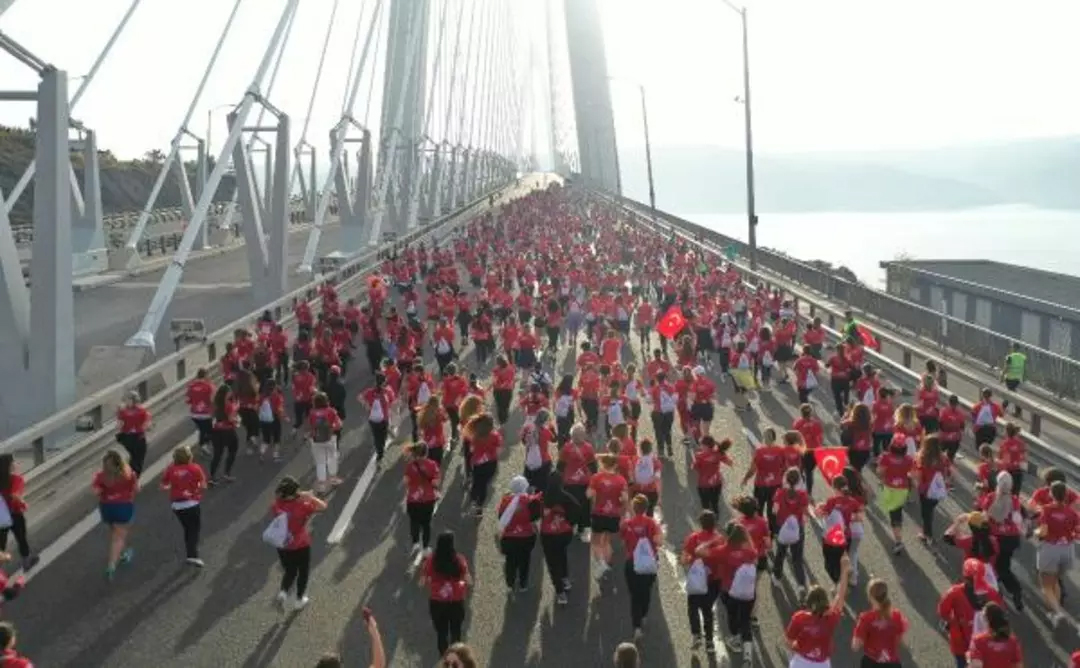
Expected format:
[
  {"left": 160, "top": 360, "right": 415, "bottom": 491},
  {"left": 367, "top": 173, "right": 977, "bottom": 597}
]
[
  {"left": 816, "top": 472, "right": 864, "bottom": 588},
  {"left": 874, "top": 435, "right": 916, "bottom": 555}
]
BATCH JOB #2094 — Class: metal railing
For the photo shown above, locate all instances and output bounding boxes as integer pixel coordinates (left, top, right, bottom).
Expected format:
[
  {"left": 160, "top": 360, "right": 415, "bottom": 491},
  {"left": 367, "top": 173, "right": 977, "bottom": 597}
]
[
  {"left": 606, "top": 191, "right": 1080, "bottom": 480},
  {"left": 1, "top": 181, "right": 506, "bottom": 486},
  {"left": 602, "top": 192, "right": 1080, "bottom": 401}
]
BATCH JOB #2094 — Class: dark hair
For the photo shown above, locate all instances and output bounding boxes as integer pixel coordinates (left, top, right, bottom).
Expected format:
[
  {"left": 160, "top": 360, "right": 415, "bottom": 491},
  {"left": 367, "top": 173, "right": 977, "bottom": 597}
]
[
  {"left": 699, "top": 509, "right": 717, "bottom": 532},
  {"left": 0, "top": 622, "right": 14, "bottom": 650},
  {"left": 983, "top": 601, "right": 1010, "bottom": 640},
  {"left": 314, "top": 654, "right": 343, "bottom": 668},
  {"left": 433, "top": 531, "right": 463, "bottom": 579},
  {"left": 275, "top": 476, "right": 300, "bottom": 499},
  {"left": 213, "top": 385, "right": 232, "bottom": 422},
  {"left": 969, "top": 521, "right": 996, "bottom": 561},
  {"left": 543, "top": 471, "right": 578, "bottom": 510},
  {"left": 0, "top": 454, "right": 13, "bottom": 494}
]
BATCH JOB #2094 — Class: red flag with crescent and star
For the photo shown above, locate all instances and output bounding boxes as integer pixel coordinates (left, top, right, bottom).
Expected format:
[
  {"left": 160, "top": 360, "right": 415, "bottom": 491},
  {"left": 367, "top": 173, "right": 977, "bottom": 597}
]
[
  {"left": 857, "top": 325, "right": 881, "bottom": 352},
  {"left": 813, "top": 447, "right": 849, "bottom": 484},
  {"left": 656, "top": 305, "right": 688, "bottom": 340},
  {"left": 824, "top": 522, "right": 847, "bottom": 547}
]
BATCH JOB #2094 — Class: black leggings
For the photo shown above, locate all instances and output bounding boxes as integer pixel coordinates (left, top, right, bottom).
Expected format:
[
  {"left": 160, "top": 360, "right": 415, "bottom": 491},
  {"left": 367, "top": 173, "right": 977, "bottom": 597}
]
[
  {"left": 0, "top": 513, "right": 31, "bottom": 558},
  {"left": 624, "top": 560, "right": 657, "bottom": 628},
  {"left": 501, "top": 535, "right": 536, "bottom": 588},
  {"left": 116, "top": 433, "right": 147, "bottom": 477},
  {"left": 277, "top": 546, "right": 311, "bottom": 597},
  {"left": 651, "top": 411, "right": 674, "bottom": 451},
  {"left": 471, "top": 461, "right": 498, "bottom": 508},
  {"left": 174, "top": 505, "right": 201, "bottom": 559},
  {"left": 370, "top": 420, "right": 389, "bottom": 460},
  {"left": 210, "top": 428, "right": 239, "bottom": 477},
  {"left": 995, "top": 534, "right": 1023, "bottom": 602},
  {"left": 429, "top": 599, "right": 465, "bottom": 656},
  {"left": 773, "top": 534, "right": 807, "bottom": 586},
  {"left": 831, "top": 378, "right": 850, "bottom": 415},
  {"left": 192, "top": 417, "right": 213, "bottom": 447},
  {"left": 687, "top": 583, "right": 719, "bottom": 640},
  {"left": 407, "top": 501, "right": 435, "bottom": 548},
  {"left": 823, "top": 542, "right": 846, "bottom": 584},
  {"left": 541, "top": 533, "right": 571, "bottom": 594},
  {"left": 494, "top": 389, "right": 513, "bottom": 425},
  {"left": 721, "top": 593, "right": 754, "bottom": 642},
  {"left": 753, "top": 485, "right": 779, "bottom": 535},
  {"left": 697, "top": 486, "right": 721, "bottom": 516},
  {"left": 919, "top": 495, "right": 939, "bottom": 537}
]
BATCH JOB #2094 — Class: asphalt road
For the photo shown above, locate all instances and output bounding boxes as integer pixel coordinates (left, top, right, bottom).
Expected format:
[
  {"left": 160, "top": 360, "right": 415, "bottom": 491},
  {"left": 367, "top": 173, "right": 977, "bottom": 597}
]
[{"left": 7, "top": 219, "right": 1080, "bottom": 667}]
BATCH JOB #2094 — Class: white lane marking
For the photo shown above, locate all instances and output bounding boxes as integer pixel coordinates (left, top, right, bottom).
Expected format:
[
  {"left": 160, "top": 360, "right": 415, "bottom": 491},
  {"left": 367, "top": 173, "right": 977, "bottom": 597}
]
[
  {"left": 326, "top": 455, "right": 378, "bottom": 545},
  {"left": 20, "top": 439, "right": 183, "bottom": 584}
]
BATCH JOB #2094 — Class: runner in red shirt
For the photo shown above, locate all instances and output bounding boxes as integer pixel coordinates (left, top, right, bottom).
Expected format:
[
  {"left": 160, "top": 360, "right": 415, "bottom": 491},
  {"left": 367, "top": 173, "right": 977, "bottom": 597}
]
[
  {"left": 159, "top": 444, "right": 207, "bottom": 567},
  {"left": 465, "top": 413, "right": 502, "bottom": 517},
  {"left": 771, "top": 467, "right": 810, "bottom": 593},
  {"left": 967, "top": 602, "right": 1023, "bottom": 668},
  {"left": 587, "top": 454, "right": 628, "bottom": 579},
  {"left": 688, "top": 366, "right": 716, "bottom": 442},
  {"left": 793, "top": 403, "right": 825, "bottom": 495},
  {"left": 497, "top": 475, "right": 541, "bottom": 593},
  {"left": 786, "top": 556, "right": 850, "bottom": 665},
  {"left": 270, "top": 476, "right": 327, "bottom": 611},
  {"left": 560, "top": 424, "right": 598, "bottom": 538},
  {"left": 185, "top": 369, "right": 215, "bottom": 455},
  {"left": 852, "top": 579, "right": 909, "bottom": 667},
  {"left": 620, "top": 494, "right": 662, "bottom": 641},
  {"left": 1034, "top": 481, "right": 1080, "bottom": 625},
  {"left": 403, "top": 443, "right": 440, "bottom": 557},
  {"left": 996, "top": 423, "right": 1026, "bottom": 495},
  {"left": 694, "top": 523, "right": 758, "bottom": 655},
  {"left": 93, "top": 449, "right": 139, "bottom": 579},
  {"left": 692, "top": 436, "right": 733, "bottom": 516},
  {"left": 938, "top": 559, "right": 1006, "bottom": 665},
  {"left": 874, "top": 437, "right": 915, "bottom": 552},
  {"left": 115, "top": 392, "right": 151, "bottom": 477},
  {"left": 0, "top": 624, "right": 33, "bottom": 668},
  {"left": 421, "top": 531, "right": 471, "bottom": 655}
]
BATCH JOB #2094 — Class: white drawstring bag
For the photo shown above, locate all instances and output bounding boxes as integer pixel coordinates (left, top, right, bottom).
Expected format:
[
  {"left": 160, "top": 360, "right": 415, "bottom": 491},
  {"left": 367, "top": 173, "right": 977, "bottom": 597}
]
[
  {"left": 262, "top": 512, "right": 290, "bottom": 549},
  {"left": 632, "top": 539, "right": 659, "bottom": 575},
  {"left": 685, "top": 559, "right": 709, "bottom": 595}
]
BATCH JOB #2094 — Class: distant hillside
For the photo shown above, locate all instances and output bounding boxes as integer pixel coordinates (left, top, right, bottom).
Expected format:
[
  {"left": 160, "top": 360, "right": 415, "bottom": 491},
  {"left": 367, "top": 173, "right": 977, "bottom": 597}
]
[
  {"left": 0, "top": 125, "right": 236, "bottom": 227},
  {"left": 619, "top": 137, "right": 1080, "bottom": 213}
]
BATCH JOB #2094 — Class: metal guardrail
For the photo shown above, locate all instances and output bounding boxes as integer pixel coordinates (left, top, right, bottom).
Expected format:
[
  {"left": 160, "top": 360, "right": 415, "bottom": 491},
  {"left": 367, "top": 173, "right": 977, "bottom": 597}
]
[
  {"left": 602, "top": 193, "right": 1080, "bottom": 401},
  {"left": 606, "top": 192, "right": 1080, "bottom": 480},
  {"left": 2, "top": 182, "right": 504, "bottom": 482}
]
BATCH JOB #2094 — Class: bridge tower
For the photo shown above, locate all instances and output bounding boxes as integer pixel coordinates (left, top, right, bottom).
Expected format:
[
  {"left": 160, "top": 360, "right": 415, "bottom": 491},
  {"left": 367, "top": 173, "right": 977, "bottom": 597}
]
[{"left": 562, "top": 0, "right": 620, "bottom": 192}]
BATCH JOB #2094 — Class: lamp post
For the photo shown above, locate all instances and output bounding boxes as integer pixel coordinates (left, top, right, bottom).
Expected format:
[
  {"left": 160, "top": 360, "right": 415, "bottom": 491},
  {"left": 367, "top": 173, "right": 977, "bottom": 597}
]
[
  {"left": 206, "top": 104, "right": 236, "bottom": 158},
  {"left": 722, "top": 0, "right": 758, "bottom": 270},
  {"left": 608, "top": 77, "right": 656, "bottom": 212}
]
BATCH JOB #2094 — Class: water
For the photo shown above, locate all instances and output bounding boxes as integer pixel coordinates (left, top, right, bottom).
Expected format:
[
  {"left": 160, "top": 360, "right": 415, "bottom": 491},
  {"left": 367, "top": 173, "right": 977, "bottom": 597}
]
[{"left": 686, "top": 207, "right": 1080, "bottom": 288}]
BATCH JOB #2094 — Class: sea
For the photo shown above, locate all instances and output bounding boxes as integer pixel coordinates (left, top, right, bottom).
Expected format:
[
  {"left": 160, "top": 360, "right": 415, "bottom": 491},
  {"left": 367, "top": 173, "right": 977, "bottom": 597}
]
[{"left": 685, "top": 206, "right": 1080, "bottom": 289}]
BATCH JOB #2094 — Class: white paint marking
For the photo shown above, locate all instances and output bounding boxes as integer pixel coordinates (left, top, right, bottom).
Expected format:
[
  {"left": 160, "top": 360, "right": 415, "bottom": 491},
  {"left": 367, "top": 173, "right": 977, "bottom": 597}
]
[
  {"left": 20, "top": 439, "right": 183, "bottom": 584},
  {"left": 326, "top": 455, "right": 378, "bottom": 545}
]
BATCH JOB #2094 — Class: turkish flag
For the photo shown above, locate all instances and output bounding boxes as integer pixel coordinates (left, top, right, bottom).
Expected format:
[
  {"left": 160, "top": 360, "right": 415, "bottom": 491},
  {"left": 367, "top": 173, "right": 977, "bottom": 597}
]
[
  {"left": 813, "top": 447, "right": 849, "bottom": 484},
  {"left": 656, "top": 305, "right": 688, "bottom": 340},
  {"left": 857, "top": 325, "right": 881, "bottom": 352},
  {"left": 824, "top": 522, "right": 847, "bottom": 547}
]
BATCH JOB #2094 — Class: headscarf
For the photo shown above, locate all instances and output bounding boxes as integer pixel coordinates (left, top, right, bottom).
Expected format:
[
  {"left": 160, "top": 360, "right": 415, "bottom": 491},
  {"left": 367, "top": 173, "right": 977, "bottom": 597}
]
[
  {"left": 498, "top": 475, "right": 531, "bottom": 532},
  {"left": 987, "top": 471, "right": 1014, "bottom": 524}
]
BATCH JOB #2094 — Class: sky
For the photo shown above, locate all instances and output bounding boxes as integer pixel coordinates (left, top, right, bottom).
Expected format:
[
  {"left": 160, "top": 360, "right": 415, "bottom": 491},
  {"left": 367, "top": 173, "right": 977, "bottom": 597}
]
[{"left": 0, "top": 0, "right": 1078, "bottom": 163}]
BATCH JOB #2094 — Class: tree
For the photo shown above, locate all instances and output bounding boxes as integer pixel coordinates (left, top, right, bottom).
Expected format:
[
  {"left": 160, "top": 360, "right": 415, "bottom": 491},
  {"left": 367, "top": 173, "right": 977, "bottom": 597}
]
[{"left": 144, "top": 149, "right": 166, "bottom": 164}]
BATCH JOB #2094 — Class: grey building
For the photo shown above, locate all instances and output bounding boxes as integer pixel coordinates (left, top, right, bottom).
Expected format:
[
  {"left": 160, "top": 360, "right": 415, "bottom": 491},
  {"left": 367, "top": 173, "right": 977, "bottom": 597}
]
[{"left": 880, "top": 259, "right": 1080, "bottom": 361}]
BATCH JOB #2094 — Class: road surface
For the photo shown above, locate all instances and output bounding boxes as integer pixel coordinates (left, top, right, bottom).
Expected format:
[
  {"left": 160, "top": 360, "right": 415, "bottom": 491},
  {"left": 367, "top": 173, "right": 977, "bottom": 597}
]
[{"left": 7, "top": 265, "right": 1080, "bottom": 666}]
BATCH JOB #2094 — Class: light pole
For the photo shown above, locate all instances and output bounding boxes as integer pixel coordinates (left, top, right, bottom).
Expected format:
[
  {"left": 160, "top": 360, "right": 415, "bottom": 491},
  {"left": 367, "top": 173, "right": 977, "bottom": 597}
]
[
  {"left": 722, "top": 0, "right": 758, "bottom": 270},
  {"left": 206, "top": 104, "right": 236, "bottom": 159},
  {"left": 607, "top": 77, "right": 656, "bottom": 212}
]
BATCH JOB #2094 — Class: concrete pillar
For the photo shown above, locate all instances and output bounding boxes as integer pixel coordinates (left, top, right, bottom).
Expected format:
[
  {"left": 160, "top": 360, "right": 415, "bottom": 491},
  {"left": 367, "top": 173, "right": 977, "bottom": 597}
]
[
  {"left": 353, "top": 130, "right": 373, "bottom": 235},
  {"left": 266, "top": 115, "right": 290, "bottom": 302},
  {"left": 29, "top": 68, "right": 76, "bottom": 436},
  {"left": 228, "top": 113, "right": 271, "bottom": 305},
  {"left": 71, "top": 129, "right": 107, "bottom": 276},
  {"left": 192, "top": 139, "right": 209, "bottom": 250}
]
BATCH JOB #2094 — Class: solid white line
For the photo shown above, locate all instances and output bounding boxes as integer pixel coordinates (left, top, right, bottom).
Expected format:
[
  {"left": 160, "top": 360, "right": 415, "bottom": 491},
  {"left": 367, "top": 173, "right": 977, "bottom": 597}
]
[
  {"left": 326, "top": 455, "right": 378, "bottom": 545},
  {"left": 20, "top": 439, "right": 184, "bottom": 584}
]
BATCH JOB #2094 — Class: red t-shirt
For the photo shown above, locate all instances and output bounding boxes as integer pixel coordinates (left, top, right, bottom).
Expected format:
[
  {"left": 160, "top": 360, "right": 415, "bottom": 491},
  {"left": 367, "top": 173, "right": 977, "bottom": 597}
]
[
  {"left": 877, "top": 452, "right": 914, "bottom": 489},
  {"left": 540, "top": 503, "right": 573, "bottom": 535},
  {"left": 497, "top": 494, "right": 540, "bottom": 538},
  {"left": 998, "top": 436, "right": 1026, "bottom": 471},
  {"left": 93, "top": 470, "right": 138, "bottom": 504},
  {"left": 404, "top": 458, "right": 440, "bottom": 504},
  {"left": 420, "top": 411, "right": 448, "bottom": 449},
  {"left": 588, "top": 471, "right": 628, "bottom": 517},
  {"left": 1039, "top": 503, "right": 1080, "bottom": 543},
  {"left": 271, "top": 495, "right": 320, "bottom": 550},
  {"left": 116, "top": 405, "right": 150, "bottom": 434},
  {"left": 492, "top": 365, "right": 516, "bottom": 390},
  {"left": 682, "top": 529, "right": 719, "bottom": 561},
  {"left": 1031, "top": 486, "right": 1080, "bottom": 510},
  {"left": 968, "top": 632, "right": 1023, "bottom": 667},
  {"left": 292, "top": 371, "right": 318, "bottom": 404},
  {"left": 738, "top": 515, "right": 770, "bottom": 557},
  {"left": 692, "top": 448, "right": 730, "bottom": 489},
  {"left": 937, "top": 584, "right": 1004, "bottom": 655},
  {"left": 1, "top": 474, "right": 27, "bottom": 514},
  {"left": 0, "top": 648, "right": 33, "bottom": 668},
  {"left": 786, "top": 608, "right": 842, "bottom": 662},
  {"left": 466, "top": 428, "right": 500, "bottom": 465},
  {"left": 691, "top": 377, "right": 716, "bottom": 404},
  {"left": 772, "top": 488, "right": 810, "bottom": 527},
  {"left": 560, "top": 442, "right": 596, "bottom": 486},
  {"left": 186, "top": 379, "right": 214, "bottom": 416},
  {"left": 853, "top": 608, "right": 909, "bottom": 664},
  {"left": 361, "top": 387, "right": 395, "bottom": 423},
  {"left": 914, "top": 455, "right": 950, "bottom": 495},
  {"left": 161, "top": 463, "right": 206, "bottom": 504},
  {"left": 820, "top": 493, "right": 865, "bottom": 528},
  {"left": 793, "top": 417, "right": 824, "bottom": 450},
  {"left": 620, "top": 514, "right": 660, "bottom": 554},
  {"left": 700, "top": 542, "right": 757, "bottom": 590},
  {"left": 916, "top": 387, "right": 940, "bottom": 418},
  {"left": 424, "top": 553, "right": 470, "bottom": 602},
  {"left": 871, "top": 399, "right": 895, "bottom": 432},
  {"left": 752, "top": 445, "right": 787, "bottom": 487}
]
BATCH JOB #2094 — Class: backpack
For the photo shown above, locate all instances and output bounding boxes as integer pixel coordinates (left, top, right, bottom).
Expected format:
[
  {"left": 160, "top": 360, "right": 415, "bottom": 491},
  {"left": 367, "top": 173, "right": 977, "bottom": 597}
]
[
  {"left": 634, "top": 455, "right": 655, "bottom": 486},
  {"left": 761, "top": 350, "right": 774, "bottom": 367},
  {"left": 436, "top": 338, "right": 451, "bottom": 355},
  {"left": 369, "top": 395, "right": 385, "bottom": 422},
  {"left": 262, "top": 512, "right": 290, "bottom": 549},
  {"left": 729, "top": 562, "right": 757, "bottom": 600},
  {"left": 312, "top": 412, "right": 334, "bottom": 443},
  {"left": 258, "top": 397, "right": 274, "bottom": 423},
  {"left": 975, "top": 404, "right": 995, "bottom": 426},
  {"left": 607, "top": 400, "right": 624, "bottom": 426},
  {"left": 524, "top": 428, "right": 543, "bottom": 471},
  {"left": 417, "top": 381, "right": 432, "bottom": 405},
  {"left": 685, "top": 558, "right": 709, "bottom": 595},
  {"left": 555, "top": 394, "right": 573, "bottom": 417},
  {"left": 659, "top": 390, "right": 677, "bottom": 413},
  {"left": 777, "top": 514, "right": 801, "bottom": 545},
  {"left": 926, "top": 471, "right": 948, "bottom": 501},
  {"left": 632, "top": 538, "right": 659, "bottom": 575}
]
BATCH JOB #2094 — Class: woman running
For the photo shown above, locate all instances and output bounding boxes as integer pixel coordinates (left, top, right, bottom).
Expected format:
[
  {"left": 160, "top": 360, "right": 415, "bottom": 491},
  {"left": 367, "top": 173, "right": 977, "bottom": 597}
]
[
  {"left": 418, "top": 396, "right": 449, "bottom": 468},
  {"left": 464, "top": 412, "right": 502, "bottom": 517},
  {"left": 696, "top": 522, "right": 758, "bottom": 658},
  {"left": 874, "top": 433, "right": 915, "bottom": 554},
  {"left": 621, "top": 494, "right": 662, "bottom": 641},
  {"left": 682, "top": 509, "right": 720, "bottom": 655},
  {"left": 540, "top": 471, "right": 578, "bottom": 605},
  {"left": 421, "top": 531, "right": 471, "bottom": 656},
  {"left": 257, "top": 378, "right": 287, "bottom": 462},
  {"left": 587, "top": 453, "right": 629, "bottom": 581},
  {"left": 785, "top": 555, "right": 851, "bottom": 667},
  {"left": 359, "top": 373, "right": 396, "bottom": 465},
  {"left": 159, "top": 444, "right": 207, "bottom": 567},
  {"left": 560, "top": 423, "right": 598, "bottom": 541},
  {"left": 914, "top": 434, "right": 951, "bottom": 543},
  {"left": 1033, "top": 480, "right": 1079, "bottom": 626},
  {"left": 772, "top": 467, "right": 810, "bottom": 597},
  {"left": 404, "top": 443, "right": 440, "bottom": 557},
  {"left": 115, "top": 392, "right": 151, "bottom": 477},
  {"left": 521, "top": 410, "right": 555, "bottom": 492},
  {"left": 978, "top": 471, "right": 1025, "bottom": 610},
  {"left": 967, "top": 602, "right": 1023, "bottom": 668},
  {"left": 793, "top": 403, "right": 825, "bottom": 494},
  {"left": 497, "top": 476, "right": 540, "bottom": 594},
  {"left": 270, "top": 475, "right": 327, "bottom": 611},
  {"left": 308, "top": 393, "right": 344, "bottom": 493},
  {"left": 0, "top": 455, "right": 37, "bottom": 572},
  {"left": 938, "top": 558, "right": 1005, "bottom": 667},
  {"left": 852, "top": 579, "right": 908, "bottom": 668},
  {"left": 692, "top": 436, "right": 732, "bottom": 516},
  {"left": 93, "top": 449, "right": 138, "bottom": 580}
]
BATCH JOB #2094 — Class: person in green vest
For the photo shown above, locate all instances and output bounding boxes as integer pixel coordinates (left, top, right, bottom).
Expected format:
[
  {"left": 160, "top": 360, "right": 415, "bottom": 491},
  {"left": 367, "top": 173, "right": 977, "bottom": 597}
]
[
  {"left": 842, "top": 311, "right": 859, "bottom": 341},
  {"left": 1001, "top": 342, "right": 1027, "bottom": 417}
]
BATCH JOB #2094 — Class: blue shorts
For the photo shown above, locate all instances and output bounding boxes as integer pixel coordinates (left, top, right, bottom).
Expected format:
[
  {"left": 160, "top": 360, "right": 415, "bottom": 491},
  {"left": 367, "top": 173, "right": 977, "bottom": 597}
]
[{"left": 100, "top": 502, "right": 134, "bottom": 526}]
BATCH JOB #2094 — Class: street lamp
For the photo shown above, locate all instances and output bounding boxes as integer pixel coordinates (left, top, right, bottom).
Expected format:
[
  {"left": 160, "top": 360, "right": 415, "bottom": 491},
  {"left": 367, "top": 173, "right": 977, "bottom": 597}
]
[
  {"left": 608, "top": 77, "right": 656, "bottom": 213},
  {"left": 206, "top": 103, "right": 236, "bottom": 158},
  {"left": 721, "top": 0, "right": 758, "bottom": 270}
]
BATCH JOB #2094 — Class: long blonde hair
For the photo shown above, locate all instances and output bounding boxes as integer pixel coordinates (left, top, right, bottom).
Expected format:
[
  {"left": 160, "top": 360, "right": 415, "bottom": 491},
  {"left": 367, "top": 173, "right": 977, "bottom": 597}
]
[
  {"left": 458, "top": 395, "right": 483, "bottom": 427},
  {"left": 418, "top": 396, "right": 442, "bottom": 430},
  {"left": 102, "top": 449, "right": 131, "bottom": 483}
]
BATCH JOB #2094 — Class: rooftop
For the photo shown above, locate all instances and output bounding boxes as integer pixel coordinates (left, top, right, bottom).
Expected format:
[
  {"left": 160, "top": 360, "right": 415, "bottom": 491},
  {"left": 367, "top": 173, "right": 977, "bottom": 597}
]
[{"left": 881, "top": 259, "right": 1080, "bottom": 311}]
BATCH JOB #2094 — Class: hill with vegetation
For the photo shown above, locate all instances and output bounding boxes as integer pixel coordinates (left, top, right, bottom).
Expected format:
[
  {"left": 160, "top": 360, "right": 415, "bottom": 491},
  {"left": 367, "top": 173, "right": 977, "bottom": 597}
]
[{"left": 0, "top": 125, "right": 236, "bottom": 227}]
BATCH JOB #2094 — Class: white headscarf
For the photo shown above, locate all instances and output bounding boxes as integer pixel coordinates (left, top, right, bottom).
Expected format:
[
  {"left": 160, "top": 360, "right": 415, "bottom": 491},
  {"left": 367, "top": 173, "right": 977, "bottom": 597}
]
[{"left": 987, "top": 471, "right": 1014, "bottom": 524}]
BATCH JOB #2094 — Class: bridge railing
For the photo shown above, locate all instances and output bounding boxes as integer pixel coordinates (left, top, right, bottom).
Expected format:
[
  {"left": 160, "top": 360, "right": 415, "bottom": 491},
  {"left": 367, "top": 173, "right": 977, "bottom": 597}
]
[
  {"left": 603, "top": 194, "right": 1080, "bottom": 401},
  {"left": 603, "top": 190, "right": 1080, "bottom": 481},
  {"left": 0, "top": 183, "right": 501, "bottom": 495}
]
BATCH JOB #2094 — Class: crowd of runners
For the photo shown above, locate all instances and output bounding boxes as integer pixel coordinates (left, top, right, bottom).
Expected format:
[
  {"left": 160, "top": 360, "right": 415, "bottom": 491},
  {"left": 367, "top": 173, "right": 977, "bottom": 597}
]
[{"left": 0, "top": 182, "right": 1077, "bottom": 667}]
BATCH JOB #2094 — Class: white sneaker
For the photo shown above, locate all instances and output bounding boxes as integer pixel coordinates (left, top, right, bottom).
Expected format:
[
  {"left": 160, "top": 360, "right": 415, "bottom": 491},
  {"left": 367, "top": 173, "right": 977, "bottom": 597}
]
[
  {"left": 273, "top": 591, "right": 287, "bottom": 610},
  {"left": 410, "top": 542, "right": 421, "bottom": 556},
  {"left": 742, "top": 641, "right": 753, "bottom": 660},
  {"left": 185, "top": 557, "right": 205, "bottom": 568},
  {"left": 579, "top": 529, "right": 592, "bottom": 543},
  {"left": 422, "top": 547, "right": 433, "bottom": 558},
  {"left": 293, "top": 596, "right": 310, "bottom": 611}
]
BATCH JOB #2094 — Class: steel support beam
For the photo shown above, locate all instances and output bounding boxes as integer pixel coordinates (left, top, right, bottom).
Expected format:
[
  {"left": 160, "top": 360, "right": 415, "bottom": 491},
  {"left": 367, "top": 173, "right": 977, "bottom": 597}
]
[{"left": 71, "top": 129, "right": 107, "bottom": 276}]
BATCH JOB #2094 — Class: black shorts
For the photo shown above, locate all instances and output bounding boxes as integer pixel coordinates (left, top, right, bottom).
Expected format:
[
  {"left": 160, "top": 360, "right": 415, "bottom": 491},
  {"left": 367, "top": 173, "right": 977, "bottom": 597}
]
[
  {"left": 775, "top": 344, "right": 794, "bottom": 363},
  {"left": 1005, "top": 379, "right": 1021, "bottom": 392},
  {"left": 590, "top": 514, "right": 620, "bottom": 534},
  {"left": 696, "top": 328, "right": 714, "bottom": 352},
  {"left": 691, "top": 402, "right": 714, "bottom": 422}
]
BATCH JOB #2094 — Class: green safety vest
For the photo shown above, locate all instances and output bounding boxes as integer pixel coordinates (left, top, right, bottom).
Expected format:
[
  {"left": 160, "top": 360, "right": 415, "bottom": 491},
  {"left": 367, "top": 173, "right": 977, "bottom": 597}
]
[{"left": 1004, "top": 352, "right": 1027, "bottom": 380}]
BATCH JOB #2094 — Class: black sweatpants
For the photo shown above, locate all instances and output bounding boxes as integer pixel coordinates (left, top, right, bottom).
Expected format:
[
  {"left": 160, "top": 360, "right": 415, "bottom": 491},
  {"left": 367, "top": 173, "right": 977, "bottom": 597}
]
[
  {"left": 407, "top": 501, "right": 436, "bottom": 548},
  {"left": 0, "top": 512, "right": 30, "bottom": 558},
  {"left": 687, "top": 583, "right": 719, "bottom": 640},
  {"left": 429, "top": 599, "right": 465, "bottom": 656},
  {"left": 471, "top": 461, "right": 498, "bottom": 509},
  {"left": 541, "top": 533, "right": 571, "bottom": 594},
  {"left": 501, "top": 535, "right": 536, "bottom": 588},
  {"left": 277, "top": 545, "right": 311, "bottom": 597},
  {"left": 173, "top": 505, "right": 201, "bottom": 559},
  {"left": 210, "top": 428, "right": 239, "bottom": 477},
  {"left": 624, "top": 560, "right": 657, "bottom": 629}
]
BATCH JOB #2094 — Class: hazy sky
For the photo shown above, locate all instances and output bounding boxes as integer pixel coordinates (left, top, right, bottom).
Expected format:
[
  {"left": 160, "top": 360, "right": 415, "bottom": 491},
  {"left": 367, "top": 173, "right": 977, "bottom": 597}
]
[{"left": 1, "top": 0, "right": 1077, "bottom": 160}]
